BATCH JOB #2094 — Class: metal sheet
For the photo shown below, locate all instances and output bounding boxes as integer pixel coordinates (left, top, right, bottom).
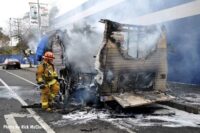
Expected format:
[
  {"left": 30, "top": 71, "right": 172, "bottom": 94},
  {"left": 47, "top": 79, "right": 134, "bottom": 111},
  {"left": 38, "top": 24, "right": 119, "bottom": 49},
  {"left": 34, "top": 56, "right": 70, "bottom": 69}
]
[{"left": 112, "top": 92, "right": 174, "bottom": 108}]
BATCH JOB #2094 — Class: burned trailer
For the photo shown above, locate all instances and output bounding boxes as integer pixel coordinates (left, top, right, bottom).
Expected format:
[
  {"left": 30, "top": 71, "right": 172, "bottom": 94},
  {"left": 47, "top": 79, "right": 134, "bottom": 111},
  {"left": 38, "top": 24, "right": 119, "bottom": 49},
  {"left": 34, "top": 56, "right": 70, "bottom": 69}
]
[
  {"left": 95, "top": 19, "right": 173, "bottom": 108},
  {"left": 45, "top": 30, "right": 98, "bottom": 106},
  {"left": 47, "top": 30, "right": 68, "bottom": 77},
  {"left": 36, "top": 30, "right": 68, "bottom": 76}
]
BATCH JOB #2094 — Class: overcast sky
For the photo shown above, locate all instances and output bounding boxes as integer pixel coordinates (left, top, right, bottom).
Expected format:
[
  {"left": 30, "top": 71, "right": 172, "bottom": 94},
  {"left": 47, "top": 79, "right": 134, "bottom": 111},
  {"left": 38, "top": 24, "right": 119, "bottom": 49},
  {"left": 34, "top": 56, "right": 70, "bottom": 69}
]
[
  {"left": 0, "top": 0, "right": 29, "bottom": 29},
  {"left": 0, "top": 0, "right": 87, "bottom": 31}
]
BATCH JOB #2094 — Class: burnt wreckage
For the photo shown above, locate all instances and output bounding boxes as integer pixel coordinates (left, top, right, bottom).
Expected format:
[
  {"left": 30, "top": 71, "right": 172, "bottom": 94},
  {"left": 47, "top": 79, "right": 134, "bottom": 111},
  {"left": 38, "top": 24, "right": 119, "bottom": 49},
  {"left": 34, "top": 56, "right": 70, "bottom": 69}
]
[
  {"left": 24, "top": 20, "right": 173, "bottom": 110},
  {"left": 95, "top": 19, "right": 173, "bottom": 108},
  {"left": 57, "top": 19, "right": 174, "bottom": 108}
]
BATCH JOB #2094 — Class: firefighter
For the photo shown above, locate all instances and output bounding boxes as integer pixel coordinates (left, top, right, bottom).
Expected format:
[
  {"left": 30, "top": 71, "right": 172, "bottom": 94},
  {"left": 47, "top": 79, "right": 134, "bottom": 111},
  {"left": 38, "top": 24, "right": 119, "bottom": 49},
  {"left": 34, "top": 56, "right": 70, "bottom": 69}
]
[{"left": 36, "top": 51, "right": 60, "bottom": 111}]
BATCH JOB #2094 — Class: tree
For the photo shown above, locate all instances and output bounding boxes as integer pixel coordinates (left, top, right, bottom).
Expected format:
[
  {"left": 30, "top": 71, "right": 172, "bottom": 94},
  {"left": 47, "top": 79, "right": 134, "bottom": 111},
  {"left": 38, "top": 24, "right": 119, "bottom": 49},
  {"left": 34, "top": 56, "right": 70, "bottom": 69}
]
[{"left": 0, "top": 27, "right": 10, "bottom": 48}]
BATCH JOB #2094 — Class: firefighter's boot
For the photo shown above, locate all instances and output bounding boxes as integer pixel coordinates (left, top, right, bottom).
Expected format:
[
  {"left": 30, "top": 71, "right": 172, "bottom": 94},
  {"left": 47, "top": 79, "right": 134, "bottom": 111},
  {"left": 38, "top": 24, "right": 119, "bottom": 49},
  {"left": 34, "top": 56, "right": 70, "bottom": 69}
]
[{"left": 41, "top": 87, "right": 50, "bottom": 110}]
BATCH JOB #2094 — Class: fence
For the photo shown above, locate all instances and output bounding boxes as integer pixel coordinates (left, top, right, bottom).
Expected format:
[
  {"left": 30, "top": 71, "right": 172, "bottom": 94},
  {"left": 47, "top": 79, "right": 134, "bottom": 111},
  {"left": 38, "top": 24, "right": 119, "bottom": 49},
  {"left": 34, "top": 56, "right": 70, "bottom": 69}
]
[{"left": 0, "top": 54, "right": 38, "bottom": 65}]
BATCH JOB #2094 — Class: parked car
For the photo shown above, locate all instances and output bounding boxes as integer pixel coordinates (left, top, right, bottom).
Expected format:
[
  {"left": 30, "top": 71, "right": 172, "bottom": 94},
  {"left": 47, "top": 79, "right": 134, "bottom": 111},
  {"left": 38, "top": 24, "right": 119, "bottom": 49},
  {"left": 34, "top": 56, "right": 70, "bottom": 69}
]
[{"left": 2, "top": 58, "right": 21, "bottom": 69}]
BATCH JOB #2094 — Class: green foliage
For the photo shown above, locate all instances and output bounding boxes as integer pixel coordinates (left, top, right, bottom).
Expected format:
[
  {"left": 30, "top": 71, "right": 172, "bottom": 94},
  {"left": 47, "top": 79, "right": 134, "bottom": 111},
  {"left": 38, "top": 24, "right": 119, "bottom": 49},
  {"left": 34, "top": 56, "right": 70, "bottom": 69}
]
[
  {"left": 0, "top": 27, "right": 29, "bottom": 54},
  {"left": 0, "top": 28, "right": 10, "bottom": 47},
  {"left": 0, "top": 47, "right": 11, "bottom": 54},
  {"left": 0, "top": 28, "right": 11, "bottom": 54},
  {"left": 16, "top": 39, "right": 29, "bottom": 51},
  {"left": 0, "top": 43, "right": 28, "bottom": 54}
]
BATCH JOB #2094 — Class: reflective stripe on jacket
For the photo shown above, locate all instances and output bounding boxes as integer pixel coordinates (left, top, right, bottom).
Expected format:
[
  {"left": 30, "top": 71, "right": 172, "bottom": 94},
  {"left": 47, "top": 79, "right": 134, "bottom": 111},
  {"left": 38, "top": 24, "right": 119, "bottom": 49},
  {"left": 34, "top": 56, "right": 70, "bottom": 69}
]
[{"left": 36, "top": 61, "right": 58, "bottom": 85}]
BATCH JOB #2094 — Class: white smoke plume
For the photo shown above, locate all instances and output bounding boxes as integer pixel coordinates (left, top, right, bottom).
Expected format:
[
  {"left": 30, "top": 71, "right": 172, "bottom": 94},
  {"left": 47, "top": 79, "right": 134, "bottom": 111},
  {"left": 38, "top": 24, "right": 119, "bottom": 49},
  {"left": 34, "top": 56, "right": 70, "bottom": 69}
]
[
  {"left": 50, "top": 0, "right": 200, "bottom": 84},
  {"left": 61, "top": 20, "right": 103, "bottom": 72},
  {"left": 51, "top": 0, "right": 160, "bottom": 72}
]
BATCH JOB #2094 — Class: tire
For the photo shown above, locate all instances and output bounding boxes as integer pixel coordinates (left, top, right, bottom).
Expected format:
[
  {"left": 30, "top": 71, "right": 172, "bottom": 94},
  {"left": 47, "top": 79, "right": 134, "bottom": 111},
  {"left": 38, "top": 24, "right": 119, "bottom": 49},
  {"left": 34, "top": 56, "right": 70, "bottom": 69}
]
[{"left": 63, "top": 89, "right": 70, "bottom": 109}]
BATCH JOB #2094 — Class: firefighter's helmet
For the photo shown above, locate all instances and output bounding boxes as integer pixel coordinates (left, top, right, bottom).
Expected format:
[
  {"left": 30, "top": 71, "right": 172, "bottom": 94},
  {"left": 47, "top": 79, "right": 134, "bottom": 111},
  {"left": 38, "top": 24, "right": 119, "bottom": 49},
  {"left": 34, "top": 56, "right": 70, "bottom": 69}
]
[{"left": 43, "top": 51, "right": 55, "bottom": 60}]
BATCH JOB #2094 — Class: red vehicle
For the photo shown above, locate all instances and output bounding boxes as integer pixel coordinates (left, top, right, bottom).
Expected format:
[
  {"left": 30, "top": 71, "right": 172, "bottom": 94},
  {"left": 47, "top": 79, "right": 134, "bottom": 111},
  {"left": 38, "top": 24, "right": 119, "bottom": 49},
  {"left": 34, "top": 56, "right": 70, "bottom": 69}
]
[{"left": 2, "top": 58, "right": 21, "bottom": 69}]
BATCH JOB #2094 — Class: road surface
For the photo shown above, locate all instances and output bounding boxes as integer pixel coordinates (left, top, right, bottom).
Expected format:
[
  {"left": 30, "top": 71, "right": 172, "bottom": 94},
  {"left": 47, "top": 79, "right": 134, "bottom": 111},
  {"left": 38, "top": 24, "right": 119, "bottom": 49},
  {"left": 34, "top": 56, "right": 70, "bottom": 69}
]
[{"left": 0, "top": 67, "right": 200, "bottom": 133}]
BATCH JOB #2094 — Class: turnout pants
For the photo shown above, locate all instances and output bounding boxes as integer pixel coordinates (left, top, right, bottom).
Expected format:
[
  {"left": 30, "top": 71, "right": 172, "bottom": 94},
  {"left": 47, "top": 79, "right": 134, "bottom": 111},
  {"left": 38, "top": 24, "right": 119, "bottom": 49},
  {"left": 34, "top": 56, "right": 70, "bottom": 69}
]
[{"left": 41, "top": 80, "right": 60, "bottom": 109}]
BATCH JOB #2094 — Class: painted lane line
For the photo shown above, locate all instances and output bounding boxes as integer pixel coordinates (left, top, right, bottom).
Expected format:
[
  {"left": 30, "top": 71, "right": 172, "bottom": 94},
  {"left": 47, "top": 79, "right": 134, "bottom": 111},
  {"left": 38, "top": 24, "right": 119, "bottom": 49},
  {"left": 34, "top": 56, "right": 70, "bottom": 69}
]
[
  {"left": 4, "top": 113, "right": 42, "bottom": 133},
  {"left": 2, "top": 70, "right": 37, "bottom": 86},
  {"left": 0, "top": 78, "right": 55, "bottom": 133},
  {"left": 4, "top": 114, "right": 22, "bottom": 133},
  {"left": 6, "top": 113, "right": 34, "bottom": 118},
  {"left": 2, "top": 70, "right": 135, "bottom": 132}
]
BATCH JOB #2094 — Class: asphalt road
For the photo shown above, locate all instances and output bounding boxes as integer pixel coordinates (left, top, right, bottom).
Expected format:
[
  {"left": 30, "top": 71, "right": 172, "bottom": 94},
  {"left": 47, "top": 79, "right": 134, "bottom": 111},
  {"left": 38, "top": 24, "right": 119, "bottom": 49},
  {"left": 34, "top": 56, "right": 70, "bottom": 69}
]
[{"left": 0, "top": 67, "right": 200, "bottom": 133}]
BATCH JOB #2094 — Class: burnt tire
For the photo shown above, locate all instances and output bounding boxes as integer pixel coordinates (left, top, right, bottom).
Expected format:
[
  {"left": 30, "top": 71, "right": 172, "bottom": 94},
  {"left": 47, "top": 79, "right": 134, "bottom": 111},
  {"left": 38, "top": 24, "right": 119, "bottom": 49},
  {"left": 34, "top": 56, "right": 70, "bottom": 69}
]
[
  {"left": 63, "top": 89, "right": 70, "bottom": 109},
  {"left": 59, "top": 78, "right": 70, "bottom": 109}
]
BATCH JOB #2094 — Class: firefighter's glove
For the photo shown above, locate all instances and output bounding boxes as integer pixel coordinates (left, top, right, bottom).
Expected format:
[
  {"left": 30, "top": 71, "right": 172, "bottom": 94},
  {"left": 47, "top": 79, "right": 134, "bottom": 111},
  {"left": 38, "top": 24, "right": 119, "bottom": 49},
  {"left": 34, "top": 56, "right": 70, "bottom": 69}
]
[
  {"left": 38, "top": 82, "right": 45, "bottom": 89},
  {"left": 54, "top": 76, "right": 59, "bottom": 81},
  {"left": 39, "top": 84, "right": 46, "bottom": 89}
]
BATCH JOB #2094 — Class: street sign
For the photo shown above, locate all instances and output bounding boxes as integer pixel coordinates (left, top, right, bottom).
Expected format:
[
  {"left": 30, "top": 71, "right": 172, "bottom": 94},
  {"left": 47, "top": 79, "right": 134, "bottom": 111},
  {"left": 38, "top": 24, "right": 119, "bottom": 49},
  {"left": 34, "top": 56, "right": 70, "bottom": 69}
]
[{"left": 29, "top": 2, "right": 49, "bottom": 27}]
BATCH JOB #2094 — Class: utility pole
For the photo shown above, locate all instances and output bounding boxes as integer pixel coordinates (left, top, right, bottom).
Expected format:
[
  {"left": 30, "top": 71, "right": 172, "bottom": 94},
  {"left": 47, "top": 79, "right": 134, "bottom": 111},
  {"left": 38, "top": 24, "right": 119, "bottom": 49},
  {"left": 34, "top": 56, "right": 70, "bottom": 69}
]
[
  {"left": 17, "top": 19, "right": 21, "bottom": 42},
  {"left": 12, "top": 18, "right": 22, "bottom": 42},
  {"left": 9, "top": 18, "right": 22, "bottom": 55},
  {"left": 10, "top": 18, "right": 23, "bottom": 54},
  {"left": 9, "top": 18, "right": 12, "bottom": 46},
  {"left": 37, "top": 0, "right": 41, "bottom": 36}
]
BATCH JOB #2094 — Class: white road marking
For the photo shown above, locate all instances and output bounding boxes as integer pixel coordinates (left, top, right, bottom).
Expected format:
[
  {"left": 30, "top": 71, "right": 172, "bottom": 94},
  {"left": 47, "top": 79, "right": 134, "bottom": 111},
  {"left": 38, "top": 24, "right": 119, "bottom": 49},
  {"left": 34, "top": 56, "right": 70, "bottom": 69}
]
[
  {"left": 2, "top": 70, "right": 37, "bottom": 86},
  {"left": 4, "top": 114, "right": 22, "bottom": 133},
  {"left": 0, "top": 78, "right": 55, "bottom": 133},
  {"left": 1, "top": 70, "right": 135, "bottom": 132},
  {"left": 4, "top": 113, "right": 42, "bottom": 133},
  {"left": 6, "top": 113, "right": 33, "bottom": 118}
]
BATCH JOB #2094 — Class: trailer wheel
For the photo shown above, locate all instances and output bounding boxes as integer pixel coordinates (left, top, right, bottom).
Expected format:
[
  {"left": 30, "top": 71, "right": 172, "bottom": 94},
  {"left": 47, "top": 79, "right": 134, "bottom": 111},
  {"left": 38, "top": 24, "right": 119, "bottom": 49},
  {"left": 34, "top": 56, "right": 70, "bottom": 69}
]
[{"left": 59, "top": 78, "right": 70, "bottom": 109}]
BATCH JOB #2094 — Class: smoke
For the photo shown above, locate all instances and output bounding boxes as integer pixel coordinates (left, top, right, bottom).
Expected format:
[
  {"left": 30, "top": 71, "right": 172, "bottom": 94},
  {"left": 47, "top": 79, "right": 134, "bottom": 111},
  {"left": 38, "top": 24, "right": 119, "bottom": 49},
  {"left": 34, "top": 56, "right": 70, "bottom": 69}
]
[
  {"left": 20, "top": 5, "right": 60, "bottom": 53},
  {"left": 123, "top": 26, "right": 162, "bottom": 58},
  {"left": 53, "top": 0, "right": 127, "bottom": 29},
  {"left": 70, "top": 84, "right": 98, "bottom": 106},
  {"left": 59, "top": 20, "right": 103, "bottom": 73},
  {"left": 27, "top": 40, "right": 37, "bottom": 52},
  {"left": 21, "top": 30, "right": 40, "bottom": 53},
  {"left": 49, "top": 6, "right": 59, "bottom": 26},
  {"left": 46, "top": 0, "right": 200, "bottom": 108},
  {"left": 51, "top": 0, "right": 159, "bottom": 73},
  {"left": 51, "top": 0, "right": 200, "bottom": 85},
  {"left": 62, "top": 0, "right": 189, "bottom": 26}
]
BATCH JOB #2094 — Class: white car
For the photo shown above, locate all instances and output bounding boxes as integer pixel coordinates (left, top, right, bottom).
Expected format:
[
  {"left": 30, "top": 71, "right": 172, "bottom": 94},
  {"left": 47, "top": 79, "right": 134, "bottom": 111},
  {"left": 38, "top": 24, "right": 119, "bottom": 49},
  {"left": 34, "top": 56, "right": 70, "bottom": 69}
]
[{"left": 2, "top": 58, "right": 21, "bottom": 69}]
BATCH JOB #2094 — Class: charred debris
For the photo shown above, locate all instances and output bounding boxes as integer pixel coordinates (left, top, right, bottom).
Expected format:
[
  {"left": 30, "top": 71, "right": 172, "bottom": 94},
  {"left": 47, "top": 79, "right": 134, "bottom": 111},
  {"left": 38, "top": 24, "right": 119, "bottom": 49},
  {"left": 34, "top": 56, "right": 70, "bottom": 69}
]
[{"left": 29, "top": 19, "right": 175, "bottom": 114}]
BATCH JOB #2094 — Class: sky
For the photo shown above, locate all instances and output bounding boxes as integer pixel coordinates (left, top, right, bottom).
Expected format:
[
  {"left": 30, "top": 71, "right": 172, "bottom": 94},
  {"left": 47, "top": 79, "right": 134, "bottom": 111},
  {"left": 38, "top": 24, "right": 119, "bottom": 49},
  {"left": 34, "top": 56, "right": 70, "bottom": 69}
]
[
  {"left": 0, "top": 0, "right": 29, "bottom": 29},
  {"left": 0, "top": 0, "right": 87, "bottom": 31}
]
